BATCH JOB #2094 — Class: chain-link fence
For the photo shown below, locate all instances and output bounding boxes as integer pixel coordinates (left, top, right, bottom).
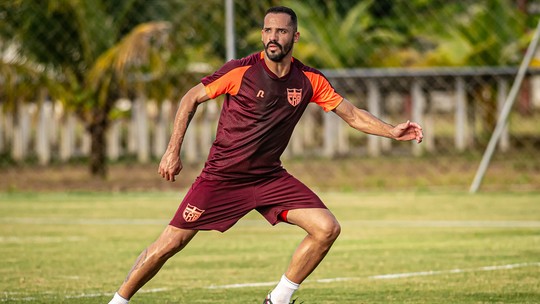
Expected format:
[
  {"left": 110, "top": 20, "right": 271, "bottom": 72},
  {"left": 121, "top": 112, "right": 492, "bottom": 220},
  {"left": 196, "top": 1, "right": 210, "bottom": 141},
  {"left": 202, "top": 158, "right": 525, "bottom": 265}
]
[{"left": 0, "top": 0, "right": 539, "bottom": 190}]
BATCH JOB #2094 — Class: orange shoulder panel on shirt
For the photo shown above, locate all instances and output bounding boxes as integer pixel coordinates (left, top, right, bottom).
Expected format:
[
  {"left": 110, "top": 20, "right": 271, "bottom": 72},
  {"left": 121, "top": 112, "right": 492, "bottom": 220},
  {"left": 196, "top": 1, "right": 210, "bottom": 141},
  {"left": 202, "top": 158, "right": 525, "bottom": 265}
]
[
  {"left": 204, "top": 66, "right": 251, "bottom": 99},
  {"left": 303, "top": 71, "right": 343, "bottom": 112}
]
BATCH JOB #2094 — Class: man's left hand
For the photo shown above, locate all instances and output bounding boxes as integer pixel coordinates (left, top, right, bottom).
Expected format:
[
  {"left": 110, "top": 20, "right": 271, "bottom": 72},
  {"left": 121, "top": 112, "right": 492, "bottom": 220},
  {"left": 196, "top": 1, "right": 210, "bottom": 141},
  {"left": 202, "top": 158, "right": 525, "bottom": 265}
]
[{"left": 391, "top": 120, "right": 423, "bottom": 143}]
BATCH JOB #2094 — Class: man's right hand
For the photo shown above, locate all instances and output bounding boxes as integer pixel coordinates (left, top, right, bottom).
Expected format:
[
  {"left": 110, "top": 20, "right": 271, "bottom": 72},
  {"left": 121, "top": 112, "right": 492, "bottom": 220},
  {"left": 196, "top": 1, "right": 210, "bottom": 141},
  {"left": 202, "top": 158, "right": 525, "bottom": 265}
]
[{"left": 158, "top": 150, "right": 182, "bottom": 182}]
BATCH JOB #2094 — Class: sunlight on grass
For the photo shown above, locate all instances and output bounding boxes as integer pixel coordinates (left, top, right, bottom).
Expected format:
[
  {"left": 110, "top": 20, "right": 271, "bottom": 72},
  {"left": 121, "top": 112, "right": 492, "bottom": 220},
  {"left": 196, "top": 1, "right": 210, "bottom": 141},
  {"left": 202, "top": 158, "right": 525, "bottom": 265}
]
[{"left": 0, "top": 192, "right": 539, "bottom": 303}]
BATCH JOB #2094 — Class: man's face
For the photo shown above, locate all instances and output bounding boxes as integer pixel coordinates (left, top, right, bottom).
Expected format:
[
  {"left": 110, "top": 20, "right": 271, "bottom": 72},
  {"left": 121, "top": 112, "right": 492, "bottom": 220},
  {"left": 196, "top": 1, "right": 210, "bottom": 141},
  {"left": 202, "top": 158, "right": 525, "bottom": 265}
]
[{"left": 261, "top": 13, "right": 299, "bottom": 62}]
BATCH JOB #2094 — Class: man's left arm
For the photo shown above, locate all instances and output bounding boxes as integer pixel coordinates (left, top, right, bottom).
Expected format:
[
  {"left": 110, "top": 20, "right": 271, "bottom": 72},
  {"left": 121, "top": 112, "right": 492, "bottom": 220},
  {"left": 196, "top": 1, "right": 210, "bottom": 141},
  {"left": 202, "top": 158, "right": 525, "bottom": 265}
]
[{"left": 332, "top": 98, "right": 423, "bottom": 143}]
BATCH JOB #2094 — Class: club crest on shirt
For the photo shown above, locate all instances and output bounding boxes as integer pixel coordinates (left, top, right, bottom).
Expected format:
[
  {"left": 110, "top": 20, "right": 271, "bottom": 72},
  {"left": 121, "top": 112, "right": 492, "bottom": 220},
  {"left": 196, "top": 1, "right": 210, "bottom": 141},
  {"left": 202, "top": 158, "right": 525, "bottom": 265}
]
[
  {"left": 287, "top": 88, "right": 302, "bottom": 106},
  {"left": 183, "top": 204, "right": 205, "bottom": 222}
]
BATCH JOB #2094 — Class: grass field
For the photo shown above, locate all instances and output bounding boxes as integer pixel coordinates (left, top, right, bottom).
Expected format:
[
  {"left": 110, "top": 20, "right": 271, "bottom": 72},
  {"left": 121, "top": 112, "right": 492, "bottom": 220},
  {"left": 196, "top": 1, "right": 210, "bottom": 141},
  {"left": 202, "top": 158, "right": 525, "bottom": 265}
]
[{"left": 1, "top": 191, "right": 539, "bottom": 303}]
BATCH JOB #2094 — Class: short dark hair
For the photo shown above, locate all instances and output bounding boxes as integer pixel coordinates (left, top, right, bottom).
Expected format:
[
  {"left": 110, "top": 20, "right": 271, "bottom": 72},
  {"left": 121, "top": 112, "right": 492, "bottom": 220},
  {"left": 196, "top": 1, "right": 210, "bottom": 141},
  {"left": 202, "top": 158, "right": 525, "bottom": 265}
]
[{"left": 264, "top": 6, "right": 298, "bottom": 31}]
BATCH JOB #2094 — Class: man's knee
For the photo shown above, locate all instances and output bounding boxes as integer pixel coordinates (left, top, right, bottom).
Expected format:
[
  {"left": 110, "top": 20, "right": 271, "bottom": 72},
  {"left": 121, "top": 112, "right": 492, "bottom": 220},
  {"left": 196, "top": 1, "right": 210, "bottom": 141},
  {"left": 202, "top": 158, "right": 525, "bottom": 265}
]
[
  {"left": 305, "top": 215, "right": 341, "bottom": 246},
  {"left": 316, "top": 218, "right": 341, "bottom": 244},
  {"left": 288, "top": 208, "right": 341, "bottom": 244},
  {"left": 153, "top": 225, "right": 197, "bottom": 259}
]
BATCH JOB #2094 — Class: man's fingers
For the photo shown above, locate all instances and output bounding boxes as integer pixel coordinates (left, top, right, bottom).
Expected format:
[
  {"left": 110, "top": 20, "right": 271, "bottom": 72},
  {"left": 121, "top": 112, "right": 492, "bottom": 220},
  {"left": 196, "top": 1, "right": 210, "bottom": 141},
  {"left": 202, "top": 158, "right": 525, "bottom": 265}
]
[
  {"left": 410, "top": 122, "right": 423, "bottom": 130},
  {"left": 160, "top": 167, "right": 180, "bottom": 182},
  {"left": 397, "top": 120, "right": 423, "bottom": 143},
  {"left": 415, "top": 127, "right": 424, "bottom": 143},
  {"left": 158, "top": 166, "right": 173, "bottom": 181},
  {"left": 158, "top": 167, "right": 165, "bottom": 178},
  {"left": 164, "top": 170, "right": 175, "bottom": 182}
]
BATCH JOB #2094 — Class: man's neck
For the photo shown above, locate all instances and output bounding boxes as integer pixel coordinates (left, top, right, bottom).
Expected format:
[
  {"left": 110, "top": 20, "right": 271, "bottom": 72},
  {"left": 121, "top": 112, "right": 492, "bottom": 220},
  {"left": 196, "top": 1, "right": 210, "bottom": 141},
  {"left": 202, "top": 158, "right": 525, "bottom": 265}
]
[{"left": 263, "top": 54, "right": 292, "bottom": 78}]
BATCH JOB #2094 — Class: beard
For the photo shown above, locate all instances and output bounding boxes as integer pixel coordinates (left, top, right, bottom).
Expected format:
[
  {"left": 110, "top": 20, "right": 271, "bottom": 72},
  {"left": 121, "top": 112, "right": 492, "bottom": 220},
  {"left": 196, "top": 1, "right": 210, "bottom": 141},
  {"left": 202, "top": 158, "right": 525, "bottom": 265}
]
[{"left": 264, "top": 38, "right": 294, "bottom": 62}]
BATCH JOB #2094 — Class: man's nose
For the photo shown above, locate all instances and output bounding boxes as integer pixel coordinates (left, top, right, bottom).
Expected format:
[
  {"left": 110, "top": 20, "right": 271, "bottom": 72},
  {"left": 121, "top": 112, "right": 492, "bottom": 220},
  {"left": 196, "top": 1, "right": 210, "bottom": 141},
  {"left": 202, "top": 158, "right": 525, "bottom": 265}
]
[{"left": 268, "top": 30, "right": 278, "bottom": 41}]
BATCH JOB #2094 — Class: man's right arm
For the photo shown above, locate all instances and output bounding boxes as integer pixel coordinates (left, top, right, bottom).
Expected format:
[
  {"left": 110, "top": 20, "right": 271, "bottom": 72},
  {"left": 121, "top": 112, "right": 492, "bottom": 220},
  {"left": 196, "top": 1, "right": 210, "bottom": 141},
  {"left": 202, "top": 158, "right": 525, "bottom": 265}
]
[{"left": 158, "top": 83, "right": 211, "bottom": 182}]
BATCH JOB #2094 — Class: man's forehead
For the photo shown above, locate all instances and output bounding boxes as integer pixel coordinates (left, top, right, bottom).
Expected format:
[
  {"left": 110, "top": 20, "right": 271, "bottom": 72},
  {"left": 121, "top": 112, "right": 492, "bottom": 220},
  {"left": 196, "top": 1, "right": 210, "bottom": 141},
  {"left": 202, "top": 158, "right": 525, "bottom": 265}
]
[{"left": 263, "top": 13, "right": 293, "bottom": 27}]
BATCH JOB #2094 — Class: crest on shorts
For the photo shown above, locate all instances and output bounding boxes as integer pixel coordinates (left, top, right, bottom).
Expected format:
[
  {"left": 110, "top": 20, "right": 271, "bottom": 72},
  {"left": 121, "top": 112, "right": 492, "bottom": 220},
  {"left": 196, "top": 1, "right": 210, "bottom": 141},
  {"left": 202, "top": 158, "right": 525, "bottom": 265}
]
[
  {"left": 287, "top": 88, "right": 302, "bottom": 106},
  {"left": 183, "top": 204, "right": 205, "bottom": 222}
]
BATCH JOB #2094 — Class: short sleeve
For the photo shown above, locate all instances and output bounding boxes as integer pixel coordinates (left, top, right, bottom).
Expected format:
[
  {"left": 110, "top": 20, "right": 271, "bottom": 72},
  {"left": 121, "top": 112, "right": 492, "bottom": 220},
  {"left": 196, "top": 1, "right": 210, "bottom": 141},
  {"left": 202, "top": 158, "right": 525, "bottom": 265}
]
[
  {"left": 303, "top": 71, "right": 343, "bottom": 112},
  {"left": 201, "top": 62, "right": 251, "bottom": 99}
]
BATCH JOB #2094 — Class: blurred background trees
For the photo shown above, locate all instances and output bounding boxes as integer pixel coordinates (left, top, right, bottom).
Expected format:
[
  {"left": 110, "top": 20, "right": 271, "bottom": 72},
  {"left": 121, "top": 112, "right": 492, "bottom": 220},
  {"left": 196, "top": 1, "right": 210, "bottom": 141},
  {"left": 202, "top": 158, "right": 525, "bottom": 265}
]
[{"left": 0, "top": 0, "right": 538, "bottom": 178}]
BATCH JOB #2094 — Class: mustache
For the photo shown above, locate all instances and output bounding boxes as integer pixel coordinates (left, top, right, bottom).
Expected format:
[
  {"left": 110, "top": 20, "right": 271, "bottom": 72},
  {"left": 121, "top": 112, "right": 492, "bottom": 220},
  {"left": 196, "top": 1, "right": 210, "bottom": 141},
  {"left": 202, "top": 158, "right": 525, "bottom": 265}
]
[{"left": 266, "top": 40, "right": 282, "bottom": 49}]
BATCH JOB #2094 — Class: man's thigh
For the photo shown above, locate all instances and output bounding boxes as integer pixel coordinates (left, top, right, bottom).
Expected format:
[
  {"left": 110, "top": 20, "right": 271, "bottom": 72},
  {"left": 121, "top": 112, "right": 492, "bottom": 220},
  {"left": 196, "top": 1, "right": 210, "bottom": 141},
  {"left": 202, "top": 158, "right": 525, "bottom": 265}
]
[
  {"left": 255, "top": 172, "right": 328, "bottom": 225},
  {"left": 285, "top": 208, "right": 339, "bottom": 235}
]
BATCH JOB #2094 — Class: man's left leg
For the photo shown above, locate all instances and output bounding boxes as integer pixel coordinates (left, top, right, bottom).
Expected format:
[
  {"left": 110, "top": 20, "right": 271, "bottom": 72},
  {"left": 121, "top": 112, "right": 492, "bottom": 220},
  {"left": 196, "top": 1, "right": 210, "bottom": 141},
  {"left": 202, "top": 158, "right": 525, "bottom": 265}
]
[
  {"left": 284, "top": 208, "right": 341, "bottom": 282},
  {"left": 266, "top": 208, "right": 341, "bottom": 304}
]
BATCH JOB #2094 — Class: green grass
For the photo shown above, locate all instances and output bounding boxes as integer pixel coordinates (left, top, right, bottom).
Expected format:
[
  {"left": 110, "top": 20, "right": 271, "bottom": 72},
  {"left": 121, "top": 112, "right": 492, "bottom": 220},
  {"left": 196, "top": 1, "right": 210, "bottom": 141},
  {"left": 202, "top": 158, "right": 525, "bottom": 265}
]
[{"left": 1, "top": 191, "right": 539, "bottom": 303}]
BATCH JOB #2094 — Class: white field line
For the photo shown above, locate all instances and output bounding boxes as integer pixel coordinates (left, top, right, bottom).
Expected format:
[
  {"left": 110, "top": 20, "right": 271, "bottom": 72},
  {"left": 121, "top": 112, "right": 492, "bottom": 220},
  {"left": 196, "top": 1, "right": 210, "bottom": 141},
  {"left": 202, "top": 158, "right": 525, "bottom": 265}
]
[
  {"left": 3, "top": 263, "right": 538, "bottom": 301},
  {"left": 0, "top": 217, "right": 168, "bottom": 225},
  {"left": 2, "top": 217, "right": 540, "bottom": 228},
  {"left": 64, "top": 287, "right": 170, "bottom": 299},
  {"left": 340, "top": 220, "right": 540, "bottom": 228},
  {"left": 207, "top": 262, "right": 540, "bottom": 289},
  {"left": 1, "top": 288, "right": 169, "bottom": 302},
  {"left": 0, "top": 236, "right": 85, "bottom": 243}
]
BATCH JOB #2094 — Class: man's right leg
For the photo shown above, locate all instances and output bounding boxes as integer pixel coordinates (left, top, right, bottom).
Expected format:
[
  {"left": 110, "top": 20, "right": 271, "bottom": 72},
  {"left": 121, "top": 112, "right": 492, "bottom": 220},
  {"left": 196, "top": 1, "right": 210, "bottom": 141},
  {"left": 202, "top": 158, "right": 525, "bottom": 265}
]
[
  {"left": 264, "top": 208, "right": 340, "bottom": 304},
  {"left": 112, "top": 225, "right": 198, "bottom": 302}
]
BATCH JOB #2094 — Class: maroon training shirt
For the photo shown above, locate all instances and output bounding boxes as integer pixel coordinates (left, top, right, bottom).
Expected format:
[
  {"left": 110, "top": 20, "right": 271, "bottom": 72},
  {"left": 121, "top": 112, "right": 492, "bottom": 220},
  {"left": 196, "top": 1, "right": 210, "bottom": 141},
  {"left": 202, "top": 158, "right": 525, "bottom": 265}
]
[{"left": 200, "top": 52, "right": 343, "bottom": 180}]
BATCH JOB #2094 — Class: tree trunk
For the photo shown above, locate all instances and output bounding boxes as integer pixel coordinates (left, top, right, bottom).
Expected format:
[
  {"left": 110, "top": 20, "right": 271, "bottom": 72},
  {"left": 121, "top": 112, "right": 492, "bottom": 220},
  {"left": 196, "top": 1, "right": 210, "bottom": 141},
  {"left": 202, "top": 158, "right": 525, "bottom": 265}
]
[{"left": 88, "top": 113, "right": 108, "bottom": 178}]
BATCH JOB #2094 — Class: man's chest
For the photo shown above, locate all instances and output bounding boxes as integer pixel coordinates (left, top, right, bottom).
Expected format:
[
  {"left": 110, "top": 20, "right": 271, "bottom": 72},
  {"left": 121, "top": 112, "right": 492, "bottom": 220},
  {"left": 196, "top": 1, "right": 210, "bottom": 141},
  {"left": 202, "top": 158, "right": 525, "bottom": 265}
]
[{"left": 233, "top": 67, "right": 313, "bottom": 114}]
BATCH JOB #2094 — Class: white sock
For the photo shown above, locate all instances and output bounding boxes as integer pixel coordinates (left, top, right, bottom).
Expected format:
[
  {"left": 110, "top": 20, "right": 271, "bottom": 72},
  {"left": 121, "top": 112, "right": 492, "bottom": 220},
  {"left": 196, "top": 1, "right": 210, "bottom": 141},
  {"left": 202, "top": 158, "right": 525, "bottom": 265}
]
[
  {"left": 269, "top": 275, "right": 300, "bottom": 304},
  {"left": 108, "top": 292, "right": 129, "bottom": 304}
]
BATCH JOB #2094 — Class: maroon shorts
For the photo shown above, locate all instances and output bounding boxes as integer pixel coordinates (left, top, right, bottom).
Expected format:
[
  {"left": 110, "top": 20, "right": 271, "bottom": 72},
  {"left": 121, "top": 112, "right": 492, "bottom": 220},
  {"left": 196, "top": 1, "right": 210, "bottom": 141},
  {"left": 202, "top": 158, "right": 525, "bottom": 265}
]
[{"left": 169, "top": 171, "right": 327, "bottom": 232}]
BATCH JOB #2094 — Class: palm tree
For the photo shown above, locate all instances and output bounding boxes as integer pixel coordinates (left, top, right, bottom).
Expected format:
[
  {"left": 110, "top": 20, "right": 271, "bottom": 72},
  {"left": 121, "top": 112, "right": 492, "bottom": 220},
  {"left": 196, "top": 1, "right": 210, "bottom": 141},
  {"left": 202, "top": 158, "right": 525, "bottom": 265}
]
[
  {"left": 421, "top": 0, "right": 528, "bottom": 67},
  {"left": 0, "top": 58, "right": 44, "bottom": 111},
  {"left": 282, "top": 0, "right": 403, "bottom": 68},
  {"left": 421, "top": 0, "right": 530, "bottom": 141},
  {"left": 0, "top": 0, "right": 175, "bottom": 177}
]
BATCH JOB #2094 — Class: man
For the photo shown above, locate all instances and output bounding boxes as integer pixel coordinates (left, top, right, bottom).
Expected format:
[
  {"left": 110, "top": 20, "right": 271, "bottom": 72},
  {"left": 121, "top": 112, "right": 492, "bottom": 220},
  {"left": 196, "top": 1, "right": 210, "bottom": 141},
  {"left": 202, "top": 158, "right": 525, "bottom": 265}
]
[{"left": 108, "top": 6, "right": 423, "bottom": 304}]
